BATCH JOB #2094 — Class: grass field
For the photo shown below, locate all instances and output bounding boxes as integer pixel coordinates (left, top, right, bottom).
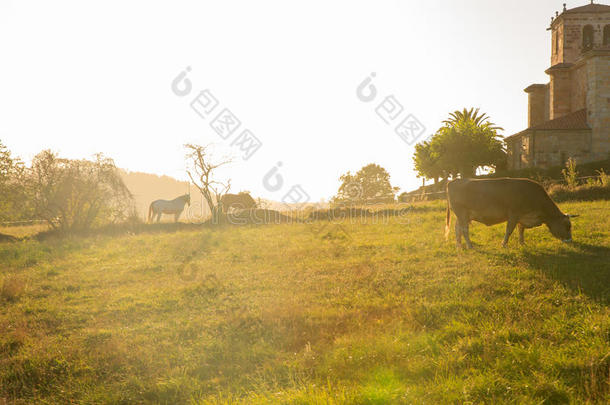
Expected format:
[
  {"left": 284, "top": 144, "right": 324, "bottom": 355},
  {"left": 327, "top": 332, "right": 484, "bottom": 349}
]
[{"left": 1, "top": 200, "right": 609, "bottom": 404}]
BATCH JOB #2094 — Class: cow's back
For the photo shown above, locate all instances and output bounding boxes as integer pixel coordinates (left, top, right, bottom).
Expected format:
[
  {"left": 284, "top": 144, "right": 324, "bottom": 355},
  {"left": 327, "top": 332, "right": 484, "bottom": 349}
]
[
  {"left": 222, "top": 193, "right": 256, "bottom": 209},
  {"left": 448, "top": 178, "right": 560, "bottom": 219}
]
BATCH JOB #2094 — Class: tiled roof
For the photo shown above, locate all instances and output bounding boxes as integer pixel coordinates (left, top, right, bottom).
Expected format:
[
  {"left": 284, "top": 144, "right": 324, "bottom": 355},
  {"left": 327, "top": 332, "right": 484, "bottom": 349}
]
[{"left": 506, "top": 109, "right": 590, "bottom": 139}]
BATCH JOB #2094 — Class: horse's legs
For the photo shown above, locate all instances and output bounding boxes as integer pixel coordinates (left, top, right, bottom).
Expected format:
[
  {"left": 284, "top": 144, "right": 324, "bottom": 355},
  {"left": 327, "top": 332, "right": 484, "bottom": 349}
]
[
  {"left": 174, "top": 212, "right": 180, "bottom": 222},
  {"left": 156, "top": 212, "right": 162, "bottom": 223}
]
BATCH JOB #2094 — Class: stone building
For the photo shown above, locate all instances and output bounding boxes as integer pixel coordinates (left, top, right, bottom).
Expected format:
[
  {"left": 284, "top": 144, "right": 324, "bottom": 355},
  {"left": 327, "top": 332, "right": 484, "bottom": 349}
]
[{"left": 506, "top": 1, "right": 610, "bottom": 170}]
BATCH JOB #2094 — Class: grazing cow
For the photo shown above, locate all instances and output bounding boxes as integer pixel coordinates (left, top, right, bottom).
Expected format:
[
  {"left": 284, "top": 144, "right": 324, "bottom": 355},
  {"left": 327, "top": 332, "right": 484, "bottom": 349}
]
[
  {"left": 445, "top": 178, "right": 577, "bottom": 248},
  {"left": 220, "top": 192, "right": 257, "bottom": 213}
]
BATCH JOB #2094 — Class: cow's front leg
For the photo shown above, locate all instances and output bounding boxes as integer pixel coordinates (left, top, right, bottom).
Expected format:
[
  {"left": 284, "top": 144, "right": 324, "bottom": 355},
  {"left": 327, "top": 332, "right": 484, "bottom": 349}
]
[
  {"left": 518, "top": 223, "right": 525, "bottom": 245},
  {"left": 502, "top": 217, "right": 518, "bottom": 248}
]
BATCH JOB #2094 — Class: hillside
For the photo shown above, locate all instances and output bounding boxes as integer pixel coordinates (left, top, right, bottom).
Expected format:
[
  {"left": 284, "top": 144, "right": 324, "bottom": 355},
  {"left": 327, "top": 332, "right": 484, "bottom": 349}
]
[
  {"left": 0, "top": 200, "right": 609, "bottom": 403},
  {"left": 119, "top": 170, "right": 197, "bottom": 220},
  {"left": 119, "top": 170, "right": 328, "bottom": 222}
]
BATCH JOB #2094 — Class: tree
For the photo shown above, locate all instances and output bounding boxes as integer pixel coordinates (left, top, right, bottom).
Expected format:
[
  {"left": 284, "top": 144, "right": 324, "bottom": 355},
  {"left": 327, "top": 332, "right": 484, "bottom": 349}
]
[
  {"left": 29, "top": 151, "right": 132, "bottom": 231},
  {"left": 333, "top": 163, "right": 398, "bottom": 206},
  {"left": 413, "top": 108, "right": 506, "bottom": 180},
  {"left": 442, "top": 107, "right": 503, "bottom": 131},
  {"left": 185, "top": 144, "right": 231, "bottom": 222},
  {"left": 0, "top": 140, "right": 29, "bottom": 222},
  {"left": 413, "top": 141, "right": 442, "bottom": 184}
]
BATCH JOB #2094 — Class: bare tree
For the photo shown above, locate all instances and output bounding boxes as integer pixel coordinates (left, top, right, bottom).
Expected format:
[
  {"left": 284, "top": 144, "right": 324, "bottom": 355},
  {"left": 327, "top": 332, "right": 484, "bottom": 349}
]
[{"left": 184, "top": 144, "right": 231, "bottom": 222}]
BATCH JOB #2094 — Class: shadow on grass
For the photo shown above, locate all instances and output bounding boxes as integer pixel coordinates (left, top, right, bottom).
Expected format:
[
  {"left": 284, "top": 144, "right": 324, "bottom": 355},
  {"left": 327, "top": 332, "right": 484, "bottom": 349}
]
[
  {"left": 30, "top": 209, "right": 295, "bottom": 242},
  {"left": 33, "top": 221, "right": 209, "bottom": 241},
  {"left": 0, "top": 233, "right": 18, "bottom": 243},
  {"left": 521, "top": 242, "right": 610, "bottom": 305}
]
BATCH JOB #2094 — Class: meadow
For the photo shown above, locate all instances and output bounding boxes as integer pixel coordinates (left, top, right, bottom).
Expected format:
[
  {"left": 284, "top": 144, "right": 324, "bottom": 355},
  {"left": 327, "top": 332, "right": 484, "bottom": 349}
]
[{"left": 0, "top": 200, "right": 609, "bottom": 404}]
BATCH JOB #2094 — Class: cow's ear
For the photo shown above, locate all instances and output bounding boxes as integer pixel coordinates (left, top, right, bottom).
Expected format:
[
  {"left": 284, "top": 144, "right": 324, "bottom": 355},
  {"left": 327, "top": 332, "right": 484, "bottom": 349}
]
[{"left": 567, "top": 214, "right": 580, "bottom": 219}]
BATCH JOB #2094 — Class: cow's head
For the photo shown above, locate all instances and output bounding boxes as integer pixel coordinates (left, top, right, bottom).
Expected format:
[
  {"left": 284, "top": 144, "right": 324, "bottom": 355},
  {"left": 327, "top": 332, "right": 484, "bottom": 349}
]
[
  {"left": 184, "top": 194, "right": 191, "bottom": 207},
  {"left": 546, "top": 214, "right": 575, "bottom": 243}
]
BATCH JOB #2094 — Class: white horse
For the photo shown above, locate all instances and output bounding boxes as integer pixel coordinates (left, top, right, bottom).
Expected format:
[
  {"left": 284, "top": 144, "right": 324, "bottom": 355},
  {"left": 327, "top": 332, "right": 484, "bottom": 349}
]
[{"left": 148, "top": 194, "right": 191, "bottom": 223}]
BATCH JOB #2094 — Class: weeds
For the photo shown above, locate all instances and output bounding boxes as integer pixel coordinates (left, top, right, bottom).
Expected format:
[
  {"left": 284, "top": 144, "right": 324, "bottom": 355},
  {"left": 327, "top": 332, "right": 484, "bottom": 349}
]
[
  {"left": 0, "top": 275, "right": 26, "bottom": 302},
  {"left": 562, "top": 157, "right": 579, "bottom": 189}
]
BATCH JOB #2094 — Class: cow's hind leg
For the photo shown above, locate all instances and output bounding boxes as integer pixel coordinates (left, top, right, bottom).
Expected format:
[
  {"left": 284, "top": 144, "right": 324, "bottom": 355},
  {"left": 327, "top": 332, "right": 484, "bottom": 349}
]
[
  {"left": 518, "top": 223, "right": 525, "bottom": 245},
  {"left": 455, "top": 219, "right": 463, "bottom": 249},
  {"left": 455, "top": 215, "right": 473, "bottom": 249},
  {"left": 461, "top": 219, "right": 473, "bottom": 249},
  {"left": 502, "top": 217, "right": 518, "bottom": 248}
]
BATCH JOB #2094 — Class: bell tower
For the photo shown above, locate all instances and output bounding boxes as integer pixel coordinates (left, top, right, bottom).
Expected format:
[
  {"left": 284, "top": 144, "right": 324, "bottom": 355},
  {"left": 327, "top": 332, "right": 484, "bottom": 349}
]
[
  {"left": 546, "top": 1, "right": 610, "bottom": 119},
  {"left": 550, "top": 1, "right": 610, "bottom": 66},
  {"left": 507, "top": 2, "right": 610, "bottom": 170}
]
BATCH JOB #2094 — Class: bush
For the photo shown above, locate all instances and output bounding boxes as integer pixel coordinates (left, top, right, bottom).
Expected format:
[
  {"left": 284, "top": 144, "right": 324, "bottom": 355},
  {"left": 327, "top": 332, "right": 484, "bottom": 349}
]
[
  {"left": 29, "top": 151, "right": 132, "bottom": 232},
  {"left": 0, "top": 140, "right": 31, "bottom": 222}
]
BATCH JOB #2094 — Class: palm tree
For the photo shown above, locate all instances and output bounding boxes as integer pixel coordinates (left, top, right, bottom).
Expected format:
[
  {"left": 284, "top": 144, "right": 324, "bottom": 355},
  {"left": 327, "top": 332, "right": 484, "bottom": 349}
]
[
  {"left": 442, "top": 107, "right": 503, "bottom": 131},
  {"left": 413, "top": 108, "right": 507, "bottom": 179}
]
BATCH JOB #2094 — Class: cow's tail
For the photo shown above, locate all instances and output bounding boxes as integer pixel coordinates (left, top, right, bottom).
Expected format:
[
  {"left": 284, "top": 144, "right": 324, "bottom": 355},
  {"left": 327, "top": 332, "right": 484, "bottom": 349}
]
[
  {"left": 147, "top": 203, "right": 153, "bottom": 223},
  {"left": 444, "top": 200, "right": 451, "bottom": 240}
]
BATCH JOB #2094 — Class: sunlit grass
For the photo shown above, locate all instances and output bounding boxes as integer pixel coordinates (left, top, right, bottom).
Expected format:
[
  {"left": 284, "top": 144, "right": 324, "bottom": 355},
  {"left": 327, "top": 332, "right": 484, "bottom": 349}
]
[
  {"left": 0, "top": 223, "right": 49, "bottom": 238},
  {"left": 0, "top": 200, "right": 608, "bottom": 403}
]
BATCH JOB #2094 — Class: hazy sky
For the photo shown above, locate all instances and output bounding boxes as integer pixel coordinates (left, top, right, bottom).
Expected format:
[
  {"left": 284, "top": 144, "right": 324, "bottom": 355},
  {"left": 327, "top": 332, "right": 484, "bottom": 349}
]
[{"left": 0, "top": 0, "right": 582, "bottom": 202}]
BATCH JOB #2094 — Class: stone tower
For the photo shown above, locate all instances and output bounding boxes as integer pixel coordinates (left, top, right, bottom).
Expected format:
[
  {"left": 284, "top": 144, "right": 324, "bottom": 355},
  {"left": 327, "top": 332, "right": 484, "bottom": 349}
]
[{"left": 506, "top": 1, "right": 610, "bottom": 170}]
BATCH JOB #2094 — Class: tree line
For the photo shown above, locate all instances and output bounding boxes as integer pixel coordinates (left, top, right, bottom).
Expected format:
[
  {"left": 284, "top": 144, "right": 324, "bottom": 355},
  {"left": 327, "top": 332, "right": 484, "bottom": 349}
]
[
  {"left": 0, "top": 141, "right": 132, "bottom": 231},
  {"left": 332, "top": 108, "right": 507, "bottom": 205},
  {"left": 1, "top": 107, "right": 507, "bottom": 229}
]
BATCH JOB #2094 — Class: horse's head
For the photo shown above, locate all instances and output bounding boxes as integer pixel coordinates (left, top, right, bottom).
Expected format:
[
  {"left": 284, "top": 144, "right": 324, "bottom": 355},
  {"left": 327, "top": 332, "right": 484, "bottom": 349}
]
[{"left": 184, "top": 194, "right": 191, "bottom": 206}]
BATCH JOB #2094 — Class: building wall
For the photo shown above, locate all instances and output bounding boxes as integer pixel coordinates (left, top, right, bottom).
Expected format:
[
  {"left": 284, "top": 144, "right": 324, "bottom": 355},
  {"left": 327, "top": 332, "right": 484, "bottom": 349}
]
[
  {"left": 506, "top": 129, "right": 593, "bottom": 170},
  {"left": 527, "top": 85, "right": 548, "bottom": 127},
  {"left": 533, "top": 129, "right": 592, "bottom": 168},
  {"left": 551, "top": 22, "right": 565, "bottom": 66},
  {"left": 587, "top": 53, "right": 610, "bottom": 161},
  {"left": 570, "top": 62, "right": 588, "bottom": 111},
  {"left": 552, "top": 12, "right": 610, "bottom": 65},
  {"left": 544, "top": 84, "right": 550, "bottom": 122},
  {"left": 549, "top": 69, "right": 572, "bottom": 119}
]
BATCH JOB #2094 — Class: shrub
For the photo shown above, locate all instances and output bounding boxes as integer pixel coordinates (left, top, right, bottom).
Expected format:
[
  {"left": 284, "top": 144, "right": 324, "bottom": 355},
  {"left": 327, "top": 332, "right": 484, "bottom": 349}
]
[
  {"left": 561, "top": 157, "right": 579, "bottom": 189},
  {"left": 29, "top": 151, "right": 132, "bottom": 232},
  {"left": 0, "top": 140, "right": 31, "bottom": 222},
  {"left": 596, "top": 169, "right": 609, "bottom": 187}
]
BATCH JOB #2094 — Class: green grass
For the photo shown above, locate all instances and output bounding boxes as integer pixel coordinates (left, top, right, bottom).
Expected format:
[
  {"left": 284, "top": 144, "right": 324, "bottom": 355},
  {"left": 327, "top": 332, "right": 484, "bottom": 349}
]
[{"left": 1, "top": 200, "right": 609, "bottom": 404}]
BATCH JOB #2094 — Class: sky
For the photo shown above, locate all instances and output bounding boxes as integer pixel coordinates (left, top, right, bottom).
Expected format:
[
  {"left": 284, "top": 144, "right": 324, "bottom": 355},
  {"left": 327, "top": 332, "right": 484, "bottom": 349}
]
[{"left": 0, "top": 0, "right": 585, "bottom": 202}]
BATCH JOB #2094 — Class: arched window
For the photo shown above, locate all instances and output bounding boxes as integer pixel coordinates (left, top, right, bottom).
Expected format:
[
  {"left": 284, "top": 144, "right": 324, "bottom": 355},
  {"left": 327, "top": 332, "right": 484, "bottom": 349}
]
[
  {"left": 604, "top": 25, "right": 610, "bottom": 46},
  {"left": 582, "top": 25, "right": 594, "bottom": 51}
]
